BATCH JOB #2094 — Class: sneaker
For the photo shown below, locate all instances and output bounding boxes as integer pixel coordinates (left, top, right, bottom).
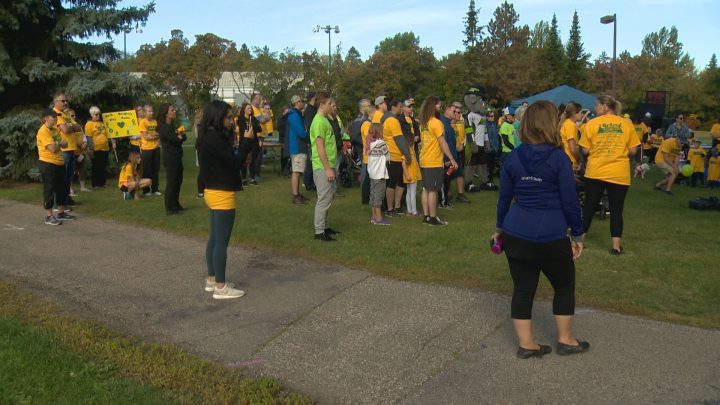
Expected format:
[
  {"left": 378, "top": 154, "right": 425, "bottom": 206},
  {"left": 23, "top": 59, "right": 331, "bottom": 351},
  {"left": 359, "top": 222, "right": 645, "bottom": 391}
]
[
  {"left": 385, "top": 210, "right": 399, "bottom": 217},
  {"left": 56, "top": 212, "right": 77, "bottom": 221},
  {"left": 123, "top": 191, "right": 134, "bottom": 200},
  {"left": 314, "top": 232, "right": 336, "bottom": 242},
  {"left": 197, "top": 193, "right": 204, "bottom": 198},
  {"left": 455, "top": 193, "right": 471, "bottom": 203},
  {"left": 438, "top": 203, "right": 454, "bottom": 210},
  {"left": 53, "top": 206, "right": 72, "bottom": 212},
  {"left": 609, "top": 247, "right": 624, "bottom": 256},
  {"left": 213, "top": 284, "right": 245, "bottom": 300},
  {"left": 422, "top": 216, "right": 431, "bottom": 225},
  {"left": 44, "top": 215, "right": 61, "bottom": 226},
  {"left": 205, "top": 280, "right": 235, "bottom": 292},
  {"left": 153, "top": 191, "right": 163, "bottom": 196},
  {"left": 249, "top": 179, "right": 259, "bottom": 186},
  {"left": 143, "top": 192, "right": 152, "bottom": 196},
  {"left": 371, "top": 218, "right": 391, "bottom": 226},
  {"left": 324, "top": 227, "right": 341, "bottom": 235},
  {"left": 80, "top": 187, "right": 91, "bottom": 192},
  {"left": 428, "top": 216, "right": 448, "bottom": 226},
  {"left": 292, "top": 195, "right": 305, "bottom": 204}
]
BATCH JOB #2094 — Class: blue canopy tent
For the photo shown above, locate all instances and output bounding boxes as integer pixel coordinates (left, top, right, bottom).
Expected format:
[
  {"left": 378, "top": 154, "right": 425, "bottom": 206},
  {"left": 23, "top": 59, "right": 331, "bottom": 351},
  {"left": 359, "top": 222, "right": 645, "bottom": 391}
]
[{"left": 511, "top": 85, "right": 596, "bottom": 110}]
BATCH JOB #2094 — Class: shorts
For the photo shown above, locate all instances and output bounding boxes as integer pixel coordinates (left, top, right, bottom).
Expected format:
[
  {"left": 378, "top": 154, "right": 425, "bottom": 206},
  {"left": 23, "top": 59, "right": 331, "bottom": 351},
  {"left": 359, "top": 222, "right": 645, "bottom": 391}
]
[
  {"left": 421, "top": 167, "right": 444, "bottom": 192},
  {"left": 291, "top": 153, "right": 307, "bottom": 173},
  {"left": 369, "top": 178, "right": 386, "bottom": 208},
  {"left": 454, "top": 151, "right": 465, "bottom": 179},
  {"left": 656, "top": 161, "right": 675, "bottom": 175},
  {"left": 386, "top": 161, "right": 405, "bottom": 188}
]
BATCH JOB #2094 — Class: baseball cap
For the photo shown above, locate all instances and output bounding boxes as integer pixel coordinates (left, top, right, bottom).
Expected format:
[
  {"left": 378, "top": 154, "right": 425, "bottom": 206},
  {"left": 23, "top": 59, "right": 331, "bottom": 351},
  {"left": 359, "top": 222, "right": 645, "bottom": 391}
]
[
  {"left": 41, "top": 108, "right": 59, "bottom": 118},
  {"left": 502, "top": 107, "right": 513, "bottom": 116},
  {"left": 374, "top": 96, "right": 386, "bottom": 106},
  {"left": 465, "top": 84, "right": 486, "bottom": 97},
  {"left": 404, "top": 99, "right": 415, "bottom": 107},
  {"left": 290, "top": 95, "right": 302, "bottom": 104}
]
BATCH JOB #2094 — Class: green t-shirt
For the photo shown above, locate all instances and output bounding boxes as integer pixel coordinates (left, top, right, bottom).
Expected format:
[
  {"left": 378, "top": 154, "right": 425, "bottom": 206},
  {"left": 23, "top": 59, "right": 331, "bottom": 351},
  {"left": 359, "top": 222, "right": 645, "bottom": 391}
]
[
  {"left": 499, "top": 122, "right": 516, "bottom": 153},
  {"left": 310, "top": 114, "right": 337, "bottom": 170}
]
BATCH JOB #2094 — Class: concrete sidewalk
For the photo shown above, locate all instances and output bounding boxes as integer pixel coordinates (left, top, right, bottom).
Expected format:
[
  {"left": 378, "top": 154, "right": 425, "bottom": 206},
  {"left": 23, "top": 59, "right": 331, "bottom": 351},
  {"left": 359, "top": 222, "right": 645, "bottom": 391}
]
[{"left": 0, "top": 199, "right": 718, "bottom": 404}]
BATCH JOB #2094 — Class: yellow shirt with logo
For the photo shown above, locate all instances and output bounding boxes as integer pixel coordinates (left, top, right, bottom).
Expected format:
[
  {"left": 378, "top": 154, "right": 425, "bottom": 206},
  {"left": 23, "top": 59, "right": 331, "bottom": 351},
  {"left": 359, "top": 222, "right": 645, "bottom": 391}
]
[
  {"left": 419, "top": 117, "right": 445, "bottom": 168},
  {"left": 688, "top": 147, "right": 707, "bottom": 172},
  {"left": 371, "top": 110, "right": 383, "bottom": 124},
  {"left": 710, "top": 123, "right": 720, "bottom": 135},
  {"left": 361, "top": 120, "right": 370, "bottom": 164},
  {"left": 579, "top": 114, "right": 640, "bottom": 186},
  {"left": 118, "top": 162, "right": 136, "bottom": 188},
  {"left": 139, "top": 118, "right": 159, "bottom": 150},
  {"left": 652, "top": 135, "right": 664, "bottom": 148},
  {"left": 560, "top": 118, "right": 580, "bottom": 168},
  {"left": 454, "top": 121, "right": 465, "bottom": 152},
  {"left": 634, "top": 123, "right": 651, "bottom": 150},
  {"left": 382, "top": 115, "right": 404, "bottom": 162},
  {"left": 85, "top": 121, "right": 109, "bottom": 151},
  {"left": 708, "top": 153, "right": 720, "bottom": 181},
  {"left": 54, "top": 108, "right": 78, "bottom": 152},
  {"left": 204, "top": 189, "right": 236, "bottom": 210},
  {"left": 655, "top": 138, "right": 682, "bottom": 165},
  {"left": 36, "top": 124, "right": 64, "bottom": 166}
]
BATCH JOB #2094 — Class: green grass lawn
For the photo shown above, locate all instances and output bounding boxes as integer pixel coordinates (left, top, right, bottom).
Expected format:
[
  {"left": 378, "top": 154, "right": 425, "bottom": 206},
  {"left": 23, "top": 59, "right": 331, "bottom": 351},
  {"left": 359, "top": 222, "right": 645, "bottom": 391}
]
[{"left": 1, "top": 147, "right": 718, "bottom": 328}]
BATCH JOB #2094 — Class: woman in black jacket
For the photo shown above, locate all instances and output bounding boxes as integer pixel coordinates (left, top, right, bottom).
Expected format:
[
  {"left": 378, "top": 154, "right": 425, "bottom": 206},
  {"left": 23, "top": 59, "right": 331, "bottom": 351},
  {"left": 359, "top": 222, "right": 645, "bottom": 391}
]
[
  {"left": 236, "top": 102, "right": 263, "bottom": 186},
  {"left": 157, "top": 103, "right": 187, "bottom": 215},
  {"left": 197, "top": 100, "right": 244, "bottom": 299}
]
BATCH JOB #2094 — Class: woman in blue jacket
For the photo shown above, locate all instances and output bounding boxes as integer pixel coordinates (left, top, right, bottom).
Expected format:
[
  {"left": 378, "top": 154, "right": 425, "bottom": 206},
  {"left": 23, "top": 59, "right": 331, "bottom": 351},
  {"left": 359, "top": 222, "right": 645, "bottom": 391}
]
[{"left": 492, "top": 101, "right": 588, "bottom": 359}]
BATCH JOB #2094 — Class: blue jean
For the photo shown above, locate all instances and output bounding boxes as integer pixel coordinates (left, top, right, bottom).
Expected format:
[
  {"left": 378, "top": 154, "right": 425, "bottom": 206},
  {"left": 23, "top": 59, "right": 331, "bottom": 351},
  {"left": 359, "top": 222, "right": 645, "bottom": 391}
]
[
  {"left": 62, "top": 151, "right": 75, "bottom": 204},
  {"left": 206, "top": 209, "right": 236, "bottom": 283}
]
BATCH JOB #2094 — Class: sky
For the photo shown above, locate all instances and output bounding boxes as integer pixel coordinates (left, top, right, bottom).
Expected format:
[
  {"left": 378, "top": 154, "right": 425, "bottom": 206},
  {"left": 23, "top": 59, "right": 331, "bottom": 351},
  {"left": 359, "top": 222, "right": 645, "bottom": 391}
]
[{"left": 109, "top": 0, "right": 719, "bottom": 69}]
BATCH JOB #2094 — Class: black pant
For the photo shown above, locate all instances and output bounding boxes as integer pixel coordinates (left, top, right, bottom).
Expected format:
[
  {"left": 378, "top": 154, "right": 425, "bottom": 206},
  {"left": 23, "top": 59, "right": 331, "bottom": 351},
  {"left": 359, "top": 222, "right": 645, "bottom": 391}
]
[
  {"left": 303, "top": 147, "right": 315, "bottom": 189},
  {"left": 487, "top": 151, "right": 498, "bottom": 183},
  {"left": 91, "top": 150, "right": 108, "bottom": 187},
  {"left": 197, "top": 174, "right": 205, "bottom": 194},
  {"left": 141, "top": 148, "right": 161, "bottom": 192},
  {"left": 206, "top": 209, "right": 236, "bottom": 283},
  {"left": 251, "top": 140, "right": 263, "bottom": 178},
  {"left": 237, "top": 138, "right": 258, "bottom": 181},
  {"left": 38, "top": 161, "right": 67, "bottom": 210},
  {"left": 691, "top": 172, "right": 705, "bottom": 187},
  {"left": 506, "top": 240, "right": 576, "bottom": 319},
  {"left": 582, "top": 178, "right": 629, "bottom": 238},
  {"left": 164, "top": 158, "right": 183, "bottom": 211}
]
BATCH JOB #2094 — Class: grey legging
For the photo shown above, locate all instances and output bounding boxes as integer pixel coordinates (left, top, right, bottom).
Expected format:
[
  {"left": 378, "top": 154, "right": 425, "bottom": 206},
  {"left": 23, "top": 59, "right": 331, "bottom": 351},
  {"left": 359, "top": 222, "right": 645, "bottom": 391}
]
[{"left": 206, "top": 209, "right": 236, "bottom": 283}]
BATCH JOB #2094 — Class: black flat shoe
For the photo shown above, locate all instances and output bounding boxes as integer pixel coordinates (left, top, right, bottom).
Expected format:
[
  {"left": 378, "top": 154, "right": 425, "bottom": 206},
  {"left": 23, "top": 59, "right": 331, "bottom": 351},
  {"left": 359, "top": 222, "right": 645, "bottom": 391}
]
[
  {"left": 314, "top": 232, "right": 336, "bottom": 242},
  {"left": 609, "top": 247, "right": 623, "bottom": 256},
  {"left": 325, "top": 227, "right": 341, "bottom": 235},
  {"left": 516, "top": 344, "right": 552, "bottom": 359},
  {"left": 556, "top": 340, "right": 590, "bottom": 355}
]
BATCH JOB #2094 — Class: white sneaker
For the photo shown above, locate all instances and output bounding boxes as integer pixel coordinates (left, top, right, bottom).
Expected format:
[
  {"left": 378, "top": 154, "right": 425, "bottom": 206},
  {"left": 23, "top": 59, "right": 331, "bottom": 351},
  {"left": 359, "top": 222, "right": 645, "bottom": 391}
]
[
  {"left": 205, "top": 280, "right": 235, "bottom": 292},
  {"left": 80, "top": 187, "right": 91, "bottom": 192},
  {"left": 153, "top": 191, "right": 162, "bottom": 196},
  {"left": 213, "top": 284, "right": 245, "bottom": 299}
]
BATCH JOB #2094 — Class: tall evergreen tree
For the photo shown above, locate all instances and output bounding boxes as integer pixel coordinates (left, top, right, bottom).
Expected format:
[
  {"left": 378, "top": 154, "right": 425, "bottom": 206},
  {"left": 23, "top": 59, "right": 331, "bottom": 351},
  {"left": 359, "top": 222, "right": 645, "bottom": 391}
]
[
  {"left": 709, "top": 54, "right": 718, "bottom": 70},
  {"left": 539, "top": 14, "right": 567, "bottom": 88},
  {"left": 462, "top": 0, "right": 482, "bottom": 49},
  {"left": 565, "top": 11, "right": 589, "bottom": 88}
]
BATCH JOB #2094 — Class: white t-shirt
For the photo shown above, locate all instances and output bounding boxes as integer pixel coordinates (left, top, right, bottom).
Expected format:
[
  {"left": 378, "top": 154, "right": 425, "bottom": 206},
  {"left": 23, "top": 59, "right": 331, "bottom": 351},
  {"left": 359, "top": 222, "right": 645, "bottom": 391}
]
[
  {"left": 367, "top": 139, "right": 389, "bottom": 180},
  {"left": 467, "top": 112, "right": 487, "bottom": 147}
]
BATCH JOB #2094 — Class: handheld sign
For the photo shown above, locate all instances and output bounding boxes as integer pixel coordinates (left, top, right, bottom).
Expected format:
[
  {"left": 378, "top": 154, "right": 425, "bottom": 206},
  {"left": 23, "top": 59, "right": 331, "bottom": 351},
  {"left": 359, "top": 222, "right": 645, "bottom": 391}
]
[{"left": 102, "top": 110, "right": 140, "bottom": 139}]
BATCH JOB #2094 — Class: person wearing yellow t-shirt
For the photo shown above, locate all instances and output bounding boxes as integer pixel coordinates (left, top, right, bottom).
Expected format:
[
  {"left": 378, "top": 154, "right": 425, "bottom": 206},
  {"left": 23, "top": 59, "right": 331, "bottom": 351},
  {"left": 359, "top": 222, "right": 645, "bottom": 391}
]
[
  {"left": 66, "top": 109, "right": 89, "bottom": 194},
  {"left": 118, "top": 149, "right": 152, "bottom": 200},
  {"left": 250, "top": 94, "right": 271, "bottom": 181},
  {"left": 52, "top": 93, "right": 83, "bottom": 206},
  {"left": 139, "top": 104, "right": 161, "bottom": 195},
  {"left": 37, "top": 108, "right": 75, "bottom": 225},
  {"left": 687, "top": 139, "right": 707, "bottom": 187},
  {"left": 85, "top": 106, "right": 110, "bottom": 188},
  {"left": 372, "top": 95, "right": 387, "bottom": 123},
  {"left": 382, "top": 99, "right": 412, "bottom": 216},
  {"left": 402, "top": 108, "right": 422, "bottom": 216},
  {"left": 707, "top": 146, "right": 720, "bottom": 188},
  {"left": 418, "top": 95, "right": 458, "bottom": 226},
  {"left": 653, "top": 137, "right": 682, "bottom": 194},
  {"left": 579, "top": 95, "right": 640, "bottom": 255},
  {"left": 559, "top": 102, "right": 585, "bottom": 171},
  {"left": 451, "top": 101, "right": 469, "bottom": 203},
  {"left": 633, "top": 118, "right": 651, "bottom": 162},
  {"left": 710, "top": 119, "right": 720, "bottom": 149}
]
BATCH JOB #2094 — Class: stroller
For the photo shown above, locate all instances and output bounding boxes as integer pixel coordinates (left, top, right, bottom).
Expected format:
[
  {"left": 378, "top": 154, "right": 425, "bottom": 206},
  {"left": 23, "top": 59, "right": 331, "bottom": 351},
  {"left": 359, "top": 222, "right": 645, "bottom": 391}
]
[{"left": 338, "top": 140, "right": 360, "bottom": 189}]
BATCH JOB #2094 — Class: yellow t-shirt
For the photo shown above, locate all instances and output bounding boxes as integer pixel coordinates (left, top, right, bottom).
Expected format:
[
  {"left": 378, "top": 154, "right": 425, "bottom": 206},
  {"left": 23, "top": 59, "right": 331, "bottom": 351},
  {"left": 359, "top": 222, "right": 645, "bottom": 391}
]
[
  {"left": 361, "top": 120, "right": 370, "bottom": 164},
  {"left": 579, "top": 114, "right": 641, "bottom": 186},
  {"left": 382, "top": 115, "right": 404, "bottom": 162},
  {"left": 560, "top": 119, "right": 579, "bottom": 168},
  {"left": 710, "top": 123, "right": 720, "bottom": 136},
  {"left": 371, "top": 110, "right": 383, "bottom": 124},
  {"left": 708, "top": 154, "right": 720, "bottom": 181},
  {"left": 454, "top": 121, "right": 465, "bottom": 152},
  {"left": 85, "top": 121, "right": 109, "bottom": 151},
  {"left": 139, "top": 118, "right": 159, "bottom": 150},
  {"left": 419, "top": 117, "right": 445, "bottom": 168},
  {"left": 118, "top": 162, "right": 136, "bottom": 188},
  {"left": 253, "top": 105, "right": 273, "bottom": 138},
  {"left": 55, "top": 108, "right": 78, "bottom": 152},
  {"left": 204, "top": 189, "right": 236, "bottom": 210},
  {"left": 36, "top": 124, "right": 63, "bottom": 166},
  {"left": 634, "top": 123, "right": 650, "bottom": 149},
  {"left": 688, "top": 147, "right": 707, "bottom": 172},
  {"left": 655, "top": 138, "right": 682, "bottom": 165},
  {"left": 74, "top": 131, "right": 84, "bottom": 155},
  {"left": 652, "top": 135, "right": 664, "bottom": 147}
]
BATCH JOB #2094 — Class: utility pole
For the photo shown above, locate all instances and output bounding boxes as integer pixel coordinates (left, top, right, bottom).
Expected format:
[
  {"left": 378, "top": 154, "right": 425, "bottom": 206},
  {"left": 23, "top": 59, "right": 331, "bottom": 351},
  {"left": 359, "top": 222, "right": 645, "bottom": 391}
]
[{"left": 313, "top": 25, "right": 340, "bottom": 88}]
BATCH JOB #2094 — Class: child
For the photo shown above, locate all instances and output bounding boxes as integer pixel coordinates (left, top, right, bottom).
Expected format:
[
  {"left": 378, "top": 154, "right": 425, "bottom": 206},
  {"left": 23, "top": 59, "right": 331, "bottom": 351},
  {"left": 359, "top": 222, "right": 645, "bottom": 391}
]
[
  {"left": 37, "top": 108, "right": 76, "bottom": 225},
  {"left": 688, "top": 139, "right": 707, "bottom": 187},
  {"left": 402, "top": 131, "right": 422, "bottom": 216},
  {"left": 366, "top": 123, "right": 390, "bottom": 225},
  {"left": 650, "top": 128, "right": 664, "bottom": 164},
  {"left": 708, "top": 146, "right": 720, "bottom": 189},
  {"left": 118, "top": 150, "right": 152, "bottom": 200}
]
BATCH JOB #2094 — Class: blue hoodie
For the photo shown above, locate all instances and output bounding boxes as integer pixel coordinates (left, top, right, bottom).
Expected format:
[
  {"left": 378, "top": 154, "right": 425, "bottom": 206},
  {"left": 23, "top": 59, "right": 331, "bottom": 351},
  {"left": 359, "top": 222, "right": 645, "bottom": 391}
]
[
  {"left": 496, "top": 143, "right": 583, "bottom": 242},
  {"left": 288, "top": 108, "right": 308, "bottom": 155}
]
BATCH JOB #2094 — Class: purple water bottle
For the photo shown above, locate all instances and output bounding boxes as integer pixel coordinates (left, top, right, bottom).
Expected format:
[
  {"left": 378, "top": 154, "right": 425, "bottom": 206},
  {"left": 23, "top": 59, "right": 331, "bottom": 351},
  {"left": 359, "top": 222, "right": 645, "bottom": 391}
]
[{"left": 490, "top": 237, "right": 503, "bottom": 255}]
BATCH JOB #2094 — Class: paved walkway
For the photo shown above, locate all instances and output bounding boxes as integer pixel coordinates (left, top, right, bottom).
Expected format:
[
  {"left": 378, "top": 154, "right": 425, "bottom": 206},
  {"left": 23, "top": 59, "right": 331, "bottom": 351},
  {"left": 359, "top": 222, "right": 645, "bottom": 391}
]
[{"left": 0, "top": 199, "right": 718, "bottom": 404}]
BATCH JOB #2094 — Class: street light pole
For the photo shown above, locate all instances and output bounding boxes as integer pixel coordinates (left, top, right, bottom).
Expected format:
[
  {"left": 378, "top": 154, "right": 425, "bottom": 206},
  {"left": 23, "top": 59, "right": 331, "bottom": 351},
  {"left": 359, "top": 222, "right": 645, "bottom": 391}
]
[
  {"left": 122, "top": 25, "right": 143, "bottom": 59},
  {"left": 313, "top": 25, "right": 340, "bottom": 87},
  {"left": 600, "top": 14, "right": 617, "bottom": 98}
]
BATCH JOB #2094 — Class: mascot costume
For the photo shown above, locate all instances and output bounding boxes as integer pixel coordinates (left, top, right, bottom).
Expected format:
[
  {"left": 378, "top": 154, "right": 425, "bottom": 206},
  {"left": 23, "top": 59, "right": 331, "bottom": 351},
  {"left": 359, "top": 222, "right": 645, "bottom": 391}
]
[{"left": 463, "top": 85, "right": 498, "bottom": 191}]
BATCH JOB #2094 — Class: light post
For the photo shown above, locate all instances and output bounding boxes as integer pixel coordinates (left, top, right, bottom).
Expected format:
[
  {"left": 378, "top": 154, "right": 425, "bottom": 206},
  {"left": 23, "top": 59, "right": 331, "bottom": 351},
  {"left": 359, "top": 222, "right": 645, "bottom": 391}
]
[
  {"left": 313, "top": 25, "right": 340, "bottom": 86},
  {"left": 123, "top": 24, "right": 143, "bottom": 59},
  {"left": 600, "top": 14, "right": 617, "bottom": 98}
]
